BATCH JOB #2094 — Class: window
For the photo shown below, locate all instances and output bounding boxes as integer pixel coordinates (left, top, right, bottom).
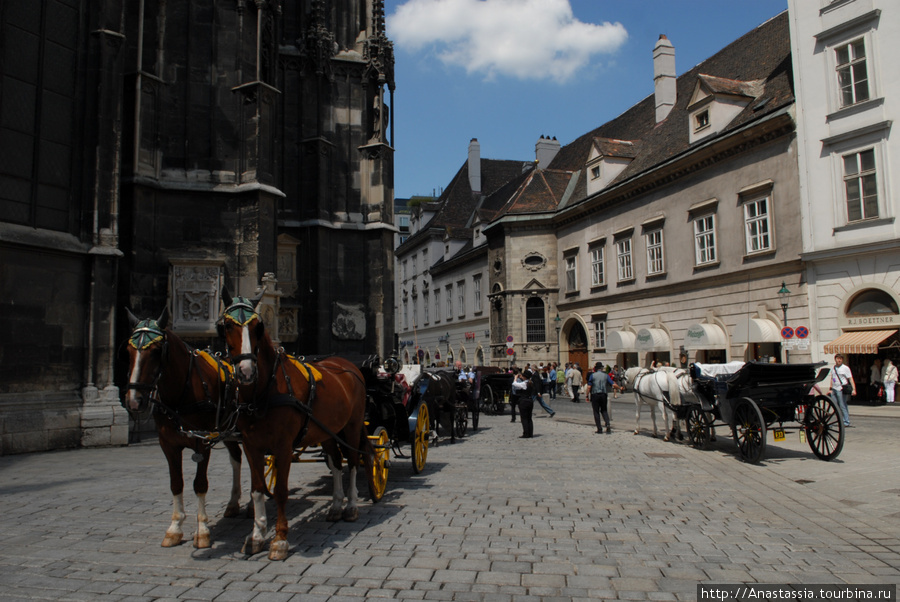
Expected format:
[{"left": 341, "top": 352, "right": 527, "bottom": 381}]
[
  {"left": 412, "top": 299, "right": 417, "bottom": 327},
  {"left": 743, "top": 197, "right": 772, "bottom": 253},
  {"left": 695, "top": 110, "right": 710, "bottom": 131},
  {"left": 843, "top": 149, "right": 878, "bottom": 222},
  {"left": 457, "top": 281, "right": 466, "bottom": 317},
  {"left": 412, "top": 255, "right": 418, "bottom": 275},
  {"left": 526, "top": 297, "right": 546, "bottom": 343},
  {"left": 836, "top": 39, "right": 869, "bottom": 108},
  {"left": 434, "top": 289, "right": 441, "bottom": 322},
  {"left": 423, "top": 292, "right": 430, "bottom": 323},
  {"left": 616, "top": 239, "right": 633, "bottom": 281},
  {"left": 694, "top": 215, "right": 717, "bottom": 265},
  {"left": 590, "top": 247, "right": 605, "bottom": 287},
  {"left": 473, "top": 276, "right": 482, "bottom": 312},
  {"left": 565, "top": 255, "right": 577, "bottom": 292},
  {"left": 590, "top": 165, "right": 601, "bottom": 179},
  {"left": 645, "top": 230, "right": 664, "bottom": 275},
  {"left": 592, "top": 320, "right": 606, "bottom": 349},
  {"left": 446, "top": 285, "right": 453, "bottom": 320},
  {"left": 402, "top": 300, "right": 408, "bottom": 330}
]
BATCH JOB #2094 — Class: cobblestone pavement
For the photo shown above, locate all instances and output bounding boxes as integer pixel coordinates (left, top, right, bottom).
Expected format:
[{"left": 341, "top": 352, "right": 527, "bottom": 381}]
[{"left": 0, "top": 400, "right": 898, "bottom": 601}]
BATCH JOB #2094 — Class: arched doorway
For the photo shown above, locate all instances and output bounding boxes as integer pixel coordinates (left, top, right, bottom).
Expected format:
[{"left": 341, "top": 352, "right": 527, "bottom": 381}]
[{"left": 566, "top": 321, "right": 589, "bottom": 369}]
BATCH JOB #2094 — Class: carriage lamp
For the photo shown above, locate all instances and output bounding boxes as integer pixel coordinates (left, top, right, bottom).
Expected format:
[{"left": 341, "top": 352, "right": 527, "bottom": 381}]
[
  {"left": 554, "top": 313, "right": 562, "bottom": 365},
  {"left": 777, "top": 281, "right": 790, "bottom": 325}
]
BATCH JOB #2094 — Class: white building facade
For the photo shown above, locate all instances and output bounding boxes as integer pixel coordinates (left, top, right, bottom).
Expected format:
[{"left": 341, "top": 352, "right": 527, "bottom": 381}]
[{"left": 788, "top": 0, "right": 900, "bottom": 398}]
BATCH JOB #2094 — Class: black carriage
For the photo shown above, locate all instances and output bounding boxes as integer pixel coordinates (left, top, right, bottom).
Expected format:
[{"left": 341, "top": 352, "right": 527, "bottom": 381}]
[
  {"left": 684, "top": 361, "right": 843, "bottom": 464},
  {"left": 476, "top": 367, "right": 515, "bottom": 415},
  {"left": 359, "top": 358, "right": 433, "bottom": 483},
  {"left": 420, "top": 369, "right": 476, "bottom": 441}
]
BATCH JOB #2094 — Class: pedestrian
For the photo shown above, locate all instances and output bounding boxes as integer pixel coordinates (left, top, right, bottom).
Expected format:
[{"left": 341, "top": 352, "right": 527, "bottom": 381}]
[
  {"left": 509, "top": 366, "right": 520, "bottom": 423},
  {"left": 548, "top": 363, "right": 558, "bottom": 400},
  {"left": 531, "top": 367, "right": 555, "bottom": 418},
  {"left": 830, "top": 354, "right": 855, "bottom": 427},
  {"left": 612, "top": 364, "right": 623, "bottom": 399},
  {"left": 571, "top": 363, "right": 583, "bottom": 403},
  {"left": 565, "top": 363, "right": 574, "bottom": 398},
  {"left": 869, "top": 358, "right": 882, "bottom": 401},
  {"left": 557, "top": 363, "right": 565, "bottom": 396},
  {"left": 512, "top": 370, "right": 535, "bottom": 438},
  {"left": 585, "top": 362, "right": 614, "bottom": 434},
  {"left": 883, "top": 359, "right": 898, "bottom": 404}
]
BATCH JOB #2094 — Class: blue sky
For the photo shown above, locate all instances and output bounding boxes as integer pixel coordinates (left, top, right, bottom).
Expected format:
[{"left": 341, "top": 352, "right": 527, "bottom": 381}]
[{"left": 384, "top": 0, "right": 788, "bottom": 200}]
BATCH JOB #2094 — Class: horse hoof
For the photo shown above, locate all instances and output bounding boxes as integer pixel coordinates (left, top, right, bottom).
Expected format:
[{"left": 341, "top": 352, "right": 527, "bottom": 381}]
[
  {"left": 326, "top": 509, "right": 343, "bottom": 522},
  {"left": 161, "top": 532, "right": 183, "bottom": 547},
  {"left": 633, "top": 430, "right": 639, "bottom": 435},
  {"left": 241, "top": 535, "right": 267, "bottom": 556},
  {"left": 194, "top": 533, "right": 211, "bottom": 549},
  {"left": 343, "top": 507, "right": 359, "bottom": 522},
  {"left": 268, "top": 540, "right": 289, "bottom": 561}
]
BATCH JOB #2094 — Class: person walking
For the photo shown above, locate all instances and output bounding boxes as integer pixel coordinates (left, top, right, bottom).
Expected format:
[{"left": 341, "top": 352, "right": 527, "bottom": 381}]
[
  {"left": 883, "top": 359, "right": 898, "bottom": 404},
  {"left": 830, "top": 354, "right": 856, "bottom": 427},
  {"left": 564, "top": 363, "right": 574, "bottom": 398},
  {"left": 571, "top": 363, "right": 583, "bottom": 403},
  {"left": 508, "top": 366, "right": 520, "bottom": 422},
  {"left": 531, "top": 367, "right": 555, "bottom": 418},
  {"left": 557, "top": 363, "right": 565, "bottom": 397},
  {"left": 512, "top": 370, "right": 535, "bottom": 438},
  {"left": 548, "top": 364, "right": 558, "bottom": 400},
  {"left": 869, "top": 359, "right": 883, "bottom": 402},
  {"left": 585, "top": 362, "right": 614, "bottom": 433}
]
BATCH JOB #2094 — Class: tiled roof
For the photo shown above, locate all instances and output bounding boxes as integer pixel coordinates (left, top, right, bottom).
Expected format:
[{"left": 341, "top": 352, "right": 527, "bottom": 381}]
[
  {"left": 547, "top": 11, "right": 793, "bottom": 195},
  {"left": 593, "top": 138, "right": 641, "bottom": 159}
]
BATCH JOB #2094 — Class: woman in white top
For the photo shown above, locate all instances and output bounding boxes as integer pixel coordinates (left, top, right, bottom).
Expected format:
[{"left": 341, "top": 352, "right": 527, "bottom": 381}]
[{"left": 883, "top": 359, "right": 898, "bottom": 404}]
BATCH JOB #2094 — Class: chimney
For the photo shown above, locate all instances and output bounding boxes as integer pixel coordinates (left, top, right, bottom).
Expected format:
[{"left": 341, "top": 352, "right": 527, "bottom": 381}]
[
  {"left": 535, "top": 135, "right": 561, "bottom": 168},
  {"left": 468, "top": 138, "right": 481, "bottom": 193},
  {"left": 653, "top": 34, "right": 676, "bottom": 123}
]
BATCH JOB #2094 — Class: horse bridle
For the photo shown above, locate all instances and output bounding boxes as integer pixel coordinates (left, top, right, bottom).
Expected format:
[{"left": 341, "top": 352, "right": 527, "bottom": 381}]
[
  {"left": 221, "top": 298, "right": 260, "bottom": 366},
  {"left": 125, "top": 320, "right": 168, "bottom": 408}
]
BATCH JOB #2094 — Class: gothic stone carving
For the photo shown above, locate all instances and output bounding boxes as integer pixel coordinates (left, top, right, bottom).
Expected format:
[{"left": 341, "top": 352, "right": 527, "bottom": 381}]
[{"left": 332, "top": 301, "right": 365, "bottom": 340}]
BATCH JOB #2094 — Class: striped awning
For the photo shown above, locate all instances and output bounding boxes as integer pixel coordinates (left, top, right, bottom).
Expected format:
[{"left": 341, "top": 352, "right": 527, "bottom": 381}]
[{"left": 823, "top": 330, "right": 897, "bottom": 354}]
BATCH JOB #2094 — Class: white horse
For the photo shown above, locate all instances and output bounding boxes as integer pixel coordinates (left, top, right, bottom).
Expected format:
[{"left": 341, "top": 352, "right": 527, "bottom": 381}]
[{"left": 622, "top": 367, "right": 683, "bottom": 440}]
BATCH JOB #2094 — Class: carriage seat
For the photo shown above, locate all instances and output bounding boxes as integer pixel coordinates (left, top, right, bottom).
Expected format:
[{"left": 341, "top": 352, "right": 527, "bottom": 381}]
[
  {"left": 691, "top": 362, "right": 745, "bottom": 410},
  {"left": 692, "top": 361, "right": 746, "bottom": 381}
]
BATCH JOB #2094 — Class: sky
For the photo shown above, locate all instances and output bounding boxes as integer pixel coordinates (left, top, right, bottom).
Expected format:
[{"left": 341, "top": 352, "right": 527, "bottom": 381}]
[{"left": 383, "top": 0, "right": 789, "bottom": 200}]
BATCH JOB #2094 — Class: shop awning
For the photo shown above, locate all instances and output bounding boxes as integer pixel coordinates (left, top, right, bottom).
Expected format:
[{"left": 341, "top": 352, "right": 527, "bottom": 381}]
[
  {"left": 636, "top": 328, "right": 671, "bottom": 352},
  {"left": 733, "top": 317, "right": 781, "bottom": 344},
  {"left": 607, "top": 330, "right": 636, "bottom": 353},
  {"left": 683, "top": 323, "right": 728, "bottom": 350},
  {"left": 823, "top": 330, "right": 898, "bottom": 354}
]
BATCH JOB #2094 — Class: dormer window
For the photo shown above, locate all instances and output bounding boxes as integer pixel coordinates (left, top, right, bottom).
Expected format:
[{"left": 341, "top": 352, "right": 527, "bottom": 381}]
[
  {"left": 585, "top": 138, "right": 639, "bottom": 196},
  {"left": 590, "top": 165, "right": 601, "bottom": 180},
  {"left": 694, "top": 110, "right": 710, "bottom": 132}
]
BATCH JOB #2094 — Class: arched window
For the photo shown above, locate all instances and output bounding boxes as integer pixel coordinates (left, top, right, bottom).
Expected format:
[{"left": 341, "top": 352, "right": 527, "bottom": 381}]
[
  {"left": 526, "top": 297, "right": 546, "bottom": 342},
  {"left": 847, "top": 289, "right": 899, "bottom": 316},
  {"left": 476, "top": 347, "right": 485, "bottom": 366}
]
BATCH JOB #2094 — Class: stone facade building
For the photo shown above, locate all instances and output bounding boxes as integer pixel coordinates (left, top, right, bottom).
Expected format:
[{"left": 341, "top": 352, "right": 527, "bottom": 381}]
[{"left": 0, "top": 0, "right": 396, "bottom": 454}]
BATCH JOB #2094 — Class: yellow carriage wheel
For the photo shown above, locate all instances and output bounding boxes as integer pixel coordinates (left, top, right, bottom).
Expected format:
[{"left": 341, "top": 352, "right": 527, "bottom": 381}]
[
  {"left": 412, "top": 403, "right": 430, "bottom": 474},
  {"left": 368, "top": 426, "right": 390, "bottom": 502},
  {"left": 263, "top": 454, "right": 277, "bottom": 495}
]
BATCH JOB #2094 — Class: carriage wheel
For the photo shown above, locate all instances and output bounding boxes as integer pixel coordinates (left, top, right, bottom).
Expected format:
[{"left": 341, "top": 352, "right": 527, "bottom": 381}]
[
  {"left": 454, "top": 403, "right": 468, "bottom": 438},
  {"left": 368, "top": 427, "right": 390, "bottom": 502},
  {"left": 412, "top": 402, "right": 430, "bottom": 474},
  {"left": 731, "top": 397, "right": 766, "bottom": 463},
  {"left": 686, "top": 406, "right": 713, "bottom": 449},
  {"left": 264, "top": 454, "right": 276, "bottom": 496},
  {"left": 805, "top": 395, "right": 844, "bottom": 461},
  {"left": 481, "top": 385, "right": 496, "bottom": 415}
]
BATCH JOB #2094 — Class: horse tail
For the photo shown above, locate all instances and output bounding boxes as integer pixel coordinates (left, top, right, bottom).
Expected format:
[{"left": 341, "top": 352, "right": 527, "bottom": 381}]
[{"left": 667, "top": 370, "right": 680, "bottom": 406}]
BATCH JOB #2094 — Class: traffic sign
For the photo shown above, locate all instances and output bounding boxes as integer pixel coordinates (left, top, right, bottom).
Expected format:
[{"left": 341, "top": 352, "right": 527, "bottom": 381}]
[
  {"left": 795, "top": 326, "right": 809, "bottom": 339},
  {"left": 506, "top": 348, "right": 515, "bottom": 356},
  {"left": 781, "top": 326, "right": 794, "bottom": 339},
  {"left": 506, "top": 335, "right": 514, "bottom": 343}
]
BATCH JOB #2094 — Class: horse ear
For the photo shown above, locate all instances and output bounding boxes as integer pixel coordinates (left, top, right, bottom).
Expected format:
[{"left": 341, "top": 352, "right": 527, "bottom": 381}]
[
  {"left": 221, "top": 285, "right": 233, "bottom": 307},
  {"left": 157, "top": 306, "right": 170, "bottom": 329},
  {"left": 255, "top": 320, "right": 265, "bottom": 339},
  {"left": 125, "top": 307, "right": 140, "bottom": 329}
]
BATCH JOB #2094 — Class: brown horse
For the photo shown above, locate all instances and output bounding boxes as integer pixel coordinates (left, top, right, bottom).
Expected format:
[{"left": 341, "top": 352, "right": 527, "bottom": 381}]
[
  {"left": 218, "top": 288, "right": 372, "bottom": 560},
  {"left": 123, "top": 307, "right": 244, "bottom": 549}
]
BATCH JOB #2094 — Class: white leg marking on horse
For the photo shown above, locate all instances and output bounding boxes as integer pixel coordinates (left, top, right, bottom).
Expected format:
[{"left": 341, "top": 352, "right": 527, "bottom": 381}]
[
  {"left": 251, "top": 490, "right": 267, "bottom": 541},
  {"left": 162, "top": 492, "right": 185, "bottom": 546},
  {"left": 344, "top": 465, "right": 359, "bottom": 522},
  {"left": 195, "top": 492, "right": 210, "bottom": 548}
]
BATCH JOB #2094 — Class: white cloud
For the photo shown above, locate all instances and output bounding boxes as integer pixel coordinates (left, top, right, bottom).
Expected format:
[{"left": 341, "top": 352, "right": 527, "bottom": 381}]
[{"left": 387, "top": 0, "right": 628, "bottom": 83}]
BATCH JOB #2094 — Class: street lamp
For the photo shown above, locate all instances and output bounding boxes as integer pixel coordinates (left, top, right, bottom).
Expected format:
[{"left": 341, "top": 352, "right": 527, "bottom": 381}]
[
  {"left": 554, "top": 313, "right": 562, "bottom": 365},
  {"left": 778, "top": 281, "right": 790, "bottom": 325},
  {"left": 778, "top": 281, "right": 790, "bottom": 364}
]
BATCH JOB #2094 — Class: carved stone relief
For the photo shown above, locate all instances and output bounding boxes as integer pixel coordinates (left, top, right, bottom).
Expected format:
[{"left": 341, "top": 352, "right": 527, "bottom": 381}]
[{"left": 170, "top": 261, "right": 224, "bottom": 335}]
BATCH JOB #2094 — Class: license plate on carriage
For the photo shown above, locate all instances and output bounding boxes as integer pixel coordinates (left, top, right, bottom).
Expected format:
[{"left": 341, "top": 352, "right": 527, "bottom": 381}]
[{"left": 773, "top": 428, "right": 785, "bottom": 441}]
